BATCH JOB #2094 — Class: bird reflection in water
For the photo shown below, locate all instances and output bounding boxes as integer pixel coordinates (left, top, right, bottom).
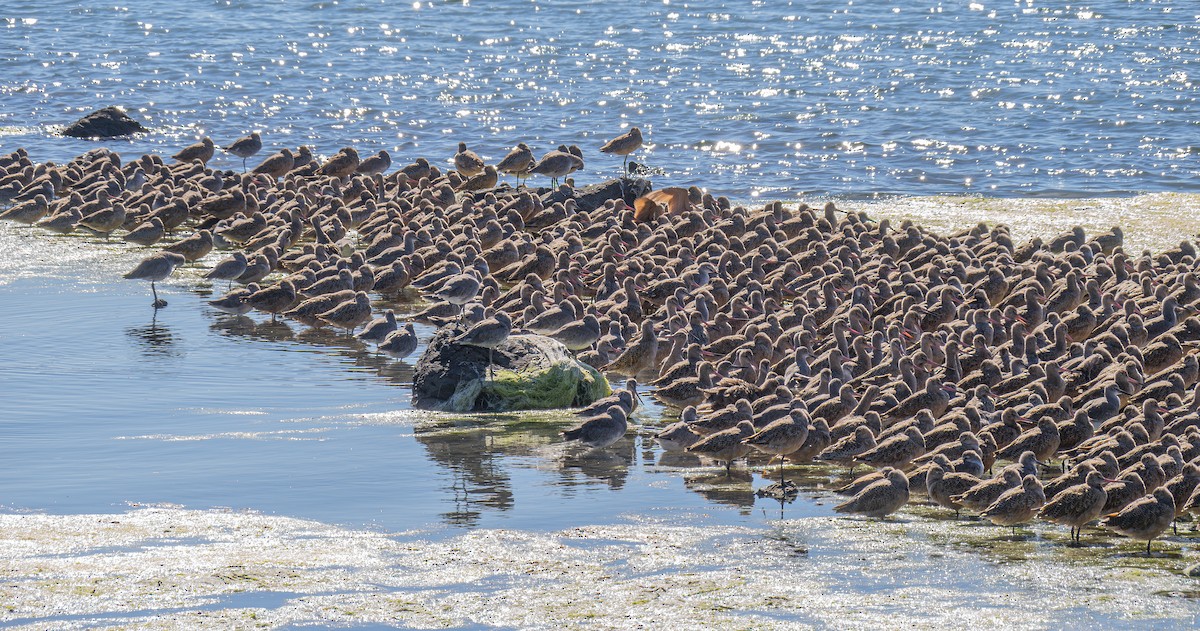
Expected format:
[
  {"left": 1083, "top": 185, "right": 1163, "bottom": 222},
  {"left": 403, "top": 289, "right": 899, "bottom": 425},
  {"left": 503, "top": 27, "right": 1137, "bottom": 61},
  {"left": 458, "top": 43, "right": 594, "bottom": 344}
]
[
  {"left": 683, "top": 469, "right": 756, "bottom": 512},
  {"left": 125, "top": 312, "right": 178, "bottom": 357},
  {"left": 414, "top": 423, "right": 515, "bottom": 528},
  {"left": 207, "top": 313, "right": 416, "bottom": 386},
  {"left": 558, "top": 436, "right": 635, "bottom": 491}
]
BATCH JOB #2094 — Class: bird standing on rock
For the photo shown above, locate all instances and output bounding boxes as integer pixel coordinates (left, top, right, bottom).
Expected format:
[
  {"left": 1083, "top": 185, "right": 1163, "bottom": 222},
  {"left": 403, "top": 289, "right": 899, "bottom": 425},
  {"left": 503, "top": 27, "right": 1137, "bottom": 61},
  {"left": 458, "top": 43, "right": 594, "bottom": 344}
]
[
  {"left": 599, "top": 126, "right": 643, "bottom": 176},
  {"left": 455, "top": 310, "right": 513, "bottom": 381}
]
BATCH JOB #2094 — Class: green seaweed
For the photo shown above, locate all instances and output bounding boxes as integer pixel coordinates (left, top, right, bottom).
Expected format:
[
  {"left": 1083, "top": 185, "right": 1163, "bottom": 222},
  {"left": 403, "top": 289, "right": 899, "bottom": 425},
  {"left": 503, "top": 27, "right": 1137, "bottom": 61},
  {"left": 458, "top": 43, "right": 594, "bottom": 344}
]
[{"left": 475, "top": 361, "right": 611, "bottom": 412}]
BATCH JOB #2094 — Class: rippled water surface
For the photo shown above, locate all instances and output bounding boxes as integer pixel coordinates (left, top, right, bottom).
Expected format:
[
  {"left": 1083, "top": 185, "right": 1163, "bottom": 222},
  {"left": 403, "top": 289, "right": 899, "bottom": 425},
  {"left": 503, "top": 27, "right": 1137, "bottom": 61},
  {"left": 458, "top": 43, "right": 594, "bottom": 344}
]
[{"left": 2, "top": 0, "right": 1199, "bottom": 197}]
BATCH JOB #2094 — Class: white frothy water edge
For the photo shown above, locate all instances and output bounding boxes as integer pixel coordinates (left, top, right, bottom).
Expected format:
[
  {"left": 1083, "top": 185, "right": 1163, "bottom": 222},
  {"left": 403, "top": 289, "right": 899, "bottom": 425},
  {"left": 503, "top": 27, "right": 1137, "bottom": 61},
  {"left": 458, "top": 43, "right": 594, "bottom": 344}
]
[{"left": 2, "top": 506, "right": 1198, "bottom": 629}]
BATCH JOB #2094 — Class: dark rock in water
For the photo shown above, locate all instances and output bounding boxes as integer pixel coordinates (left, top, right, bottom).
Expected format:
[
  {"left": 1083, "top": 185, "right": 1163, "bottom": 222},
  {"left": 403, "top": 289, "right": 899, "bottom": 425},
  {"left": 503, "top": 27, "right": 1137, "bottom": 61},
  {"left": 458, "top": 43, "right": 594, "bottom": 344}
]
[
  {"left": 755, "top": 480, "right": 800, "bottom": 501},
  {"left": 412, "top": 324, "right": 610, "bottom": 412},
  {"left": 61, "top": 106, "right": 147, "bottom": 139},
  {"left": 537, "top": 177, "right": 651, "bottom": 213}
]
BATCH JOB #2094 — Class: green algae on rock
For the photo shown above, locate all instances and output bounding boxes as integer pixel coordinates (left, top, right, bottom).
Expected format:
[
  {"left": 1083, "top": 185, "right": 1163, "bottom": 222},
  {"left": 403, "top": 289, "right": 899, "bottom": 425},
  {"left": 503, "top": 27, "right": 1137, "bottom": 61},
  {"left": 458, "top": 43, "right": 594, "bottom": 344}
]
[{"left": 413, "top": 326, "right": 610, "bottom": 412}]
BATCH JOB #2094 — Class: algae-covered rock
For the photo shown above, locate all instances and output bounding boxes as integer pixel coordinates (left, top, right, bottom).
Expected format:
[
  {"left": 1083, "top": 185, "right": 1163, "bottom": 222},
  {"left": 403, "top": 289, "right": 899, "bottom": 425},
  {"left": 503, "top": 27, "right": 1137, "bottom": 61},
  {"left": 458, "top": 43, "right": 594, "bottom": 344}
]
[
  {"left": 412, "top": 325, "right": 610, "bottom": 412},
  {"left": 62, "top": 106, "right": 148, "bottom": 138}
]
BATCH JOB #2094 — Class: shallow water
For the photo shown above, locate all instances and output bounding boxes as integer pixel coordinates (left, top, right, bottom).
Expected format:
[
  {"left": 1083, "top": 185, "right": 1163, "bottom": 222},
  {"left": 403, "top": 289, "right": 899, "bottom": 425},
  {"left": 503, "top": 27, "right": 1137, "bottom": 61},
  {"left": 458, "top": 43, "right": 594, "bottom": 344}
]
[{"left": 2, "top": 0, "right": 1200, "bottom": 197}]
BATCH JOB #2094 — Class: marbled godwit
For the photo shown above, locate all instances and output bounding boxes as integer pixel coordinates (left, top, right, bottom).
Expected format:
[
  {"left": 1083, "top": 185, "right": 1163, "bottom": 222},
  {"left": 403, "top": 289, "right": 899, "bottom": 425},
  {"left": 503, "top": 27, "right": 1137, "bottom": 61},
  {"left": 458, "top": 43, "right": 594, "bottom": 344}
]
[
  {"left": 549, "top": 314, "right": 602, "bottom": 352},
  {"left": 399, "top": 157, "right": 432, "bottom": 182},
  {"left": 453, "top": 141, "right": 485, "bottom": 177},
  {"left": 246, "top": 280, "right": 297, "bottom": 321},
  {"left": 818, "top": 425, "right": 877, "bottom": 472},
  {"left": 599, "top": 126, "right": 643, "bottom": 175},
  {"left": 124, "top": 251, "right": 186, "bottom": 308},
  {"left": 1102, "top": 487, "right": 1176, "bottom": 555},
  {"left": 603, "top": 319, "right": 659, "bottom": 377},
  {"left": 319, "top": 291, "right": 373, "bottom": 333},
  {"left": 529, "top": 149, "right": 579, "bottom": 187},
  {"left": 981, "top": 475, "right": 1046, "bottom": 534},
  {"left": 224, "top": 132, "right": 262, "bottom": 171},
  {"left": 562, "top": 406, "right": 629, "bottom": 450},
  {"left": 426, "top": 270, "right": 482, "bottom": 322},
  {"left": 689, "top": 399, "right": 754, "bottom": 436},
  {"left": 1040, "top": 469, "right": 1107, "bottom": 544},
  {"left": 687, "top": 420, "right": 755, "bottom": 475},
  {"left": 204, "top": 251, "right": 248, "bottom": 290},
  {"left": 834, "top": 468, "right": 910, "bottom": 519},
  {"left": 496, "top": 142, "right": 534, "bottom": 185},
  {"left": 854, "top": 426, "right": 925, "bottom": 469},
  {"left": 122, "top": 216, "right": 165, "bottom": 247},
  {"left": 172, "top": 137, "right": 215, "bottom": 164},
  {"left": 457, "top": 165, "right": 498, "bottom": 192},
  {"left": 358, "top": 309, "right": 398, "bottom": 345},
  {"left": 743, "top": 409, "right": 810, "bottom": 481},
  {"left": 455, "top": 310, "right": 513, "bottom": 380},
  {"left": 252, "top": 147, "right": 294, "bottom": 179},
  {"left": 79, "top": 202, "right": 126, "bottom": 238},
  {"left": 164, "top": 229, "right": 214, "bottom": 262},
  {"left": 36, "top": 206, "right": 81, "bottom": 234},
  {"left": 356, "top": 149, "right": 392, "bottom": 176},
  {"left": 0, "top": 194, "right": 48, "bottom": 224},
  {"left": 926, "top": 463, "right": 981, "bottom": 517},
  {"left": 953, "top": 468, "right": 1024, "bottom": 514},
  {"left": 996, "top": 416, "right": 1060, "bottom": 463},
  {"left": 380, "top": 323, "right": 418, "bottom": 360},
  {"left": 318, "top": 147, "right": 361, "bottom": 178},
  {"left": 655, "top": 407, "right": 702, "bottom": 452},
  {"left": 207, "top": 284, "right": 256, "bottom": 316}
]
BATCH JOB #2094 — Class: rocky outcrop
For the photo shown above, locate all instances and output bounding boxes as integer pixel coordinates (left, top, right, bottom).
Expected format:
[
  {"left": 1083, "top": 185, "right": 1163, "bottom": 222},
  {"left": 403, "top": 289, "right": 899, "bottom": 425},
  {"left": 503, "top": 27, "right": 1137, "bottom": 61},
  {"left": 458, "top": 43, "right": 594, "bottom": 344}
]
[
  {"left": 412, "top": 325, "right": 610, "bottom": 413},
  {"left": 538, "top": 177, "right": 651, "bottom": 213},
  {"left": 62, "top": 107, "right": 147, "bottom": 139}
]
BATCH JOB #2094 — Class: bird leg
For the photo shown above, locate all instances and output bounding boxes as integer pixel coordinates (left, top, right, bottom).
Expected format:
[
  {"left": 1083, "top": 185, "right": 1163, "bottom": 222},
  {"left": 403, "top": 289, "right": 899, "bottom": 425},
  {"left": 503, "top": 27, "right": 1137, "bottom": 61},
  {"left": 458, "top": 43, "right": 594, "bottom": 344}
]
[{"left": 151, "top": 281, "right": 167, "bottom": 309}]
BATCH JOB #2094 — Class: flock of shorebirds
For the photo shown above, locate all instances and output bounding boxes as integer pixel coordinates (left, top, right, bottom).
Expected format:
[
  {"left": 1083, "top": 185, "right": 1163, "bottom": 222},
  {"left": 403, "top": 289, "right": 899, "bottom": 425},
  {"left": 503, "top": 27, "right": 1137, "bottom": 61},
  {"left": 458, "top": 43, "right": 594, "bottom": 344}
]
[{"left": 3, "top": 124, "right": 1200, "bottom": 556}]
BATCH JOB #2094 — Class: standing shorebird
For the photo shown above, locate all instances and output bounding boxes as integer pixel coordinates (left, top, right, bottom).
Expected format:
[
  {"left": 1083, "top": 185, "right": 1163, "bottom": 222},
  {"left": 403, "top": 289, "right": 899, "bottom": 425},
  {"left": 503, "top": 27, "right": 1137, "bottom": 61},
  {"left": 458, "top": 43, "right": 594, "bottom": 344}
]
[
  {"left": 1102, "top": 487, "right": 1176, "bottom": 556},
  {"left": 981, "top": 475, "right": 1046, "bottom": 536},
  {"left": 172, "top": 137, "right": 215, "bottom": 164},
  {"left": 529, "top": 149, "right": 581, "bottom": 187},
  {"left": 602, "top": 319, "right": 659, "bottom": 377},
  {"left": 562, "top": 406, "right": 629, "bottom": 450},
  {"left": 204, "top": 251, "right": 248, "bottom": 291},
  {"left": 426, "top": 270, "right": 482, "bottom": 322},
  {"left": 1040, "top": 469, "right": 1108, "bottom": 545},
  {"left": 687, "top": 420, "right": 755, "bottom": 476},
  {"left": 834, "top": 468, "right": 910, "bottom": 519},
  {"left": 599, "top": 126, "right": 643, "bottom": 175},
  {"left": 495, "top": 142, "right": 534, "bottom": 185},
  {"left": 224, "top": 132, "right": 262, "bottom": 171},
  {"left": 380, "top": 323, "right": 419, "bottom": 360},
  {"left": 453, "top": 141, "right": 485, "bottom": 177},
  {"left": 455, "top": 310, "right": 513, "bottom": 380},
  {"left": 124, "top": 251, "right": 186, "bottom": 308},
  {"left": 743, "top": 408, "right": 810, "bottom": 483}
]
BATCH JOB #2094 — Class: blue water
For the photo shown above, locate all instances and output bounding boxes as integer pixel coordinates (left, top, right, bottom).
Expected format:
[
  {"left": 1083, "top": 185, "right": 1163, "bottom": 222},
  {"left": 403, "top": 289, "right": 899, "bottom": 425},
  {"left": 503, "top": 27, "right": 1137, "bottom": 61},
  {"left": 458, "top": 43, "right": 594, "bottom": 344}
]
[{"left": 2, "top": 0, "right": 1198, "bottom": 197}]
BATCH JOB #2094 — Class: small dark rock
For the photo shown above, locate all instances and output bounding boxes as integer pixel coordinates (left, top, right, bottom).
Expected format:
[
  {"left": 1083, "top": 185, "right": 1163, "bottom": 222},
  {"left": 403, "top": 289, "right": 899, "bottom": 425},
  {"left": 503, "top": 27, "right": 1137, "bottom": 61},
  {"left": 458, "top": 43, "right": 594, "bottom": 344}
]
[
  {"left": 61, "top": 106, "right": 147, "bottom": 139},
  {"left": 755, "top": 480, "right": 800, "bottom": 501}
]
